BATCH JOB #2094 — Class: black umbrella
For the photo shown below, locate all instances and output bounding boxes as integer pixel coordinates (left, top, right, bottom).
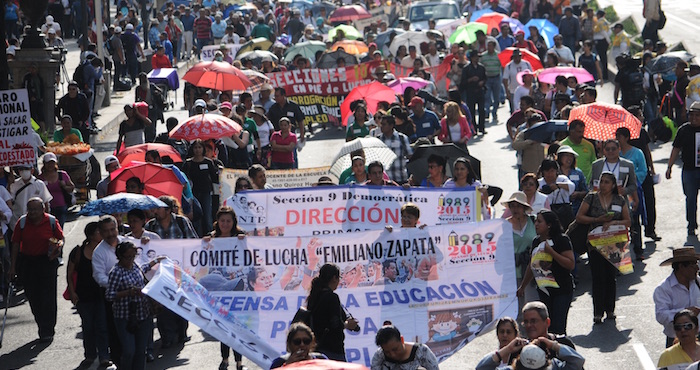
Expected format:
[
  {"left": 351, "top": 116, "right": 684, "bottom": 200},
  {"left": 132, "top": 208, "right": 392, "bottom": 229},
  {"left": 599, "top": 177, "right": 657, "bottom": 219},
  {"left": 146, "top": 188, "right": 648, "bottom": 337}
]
[
  {"left": 315, "top": 50, "right": 358, "bottom": 69},
  {"left": 645, "top": 51, "right": 695, "bottom": 76},
  {"left": 407, "top": 144, "right": 481, "bottom": 185},
  {"left": 523, "top": 120, "right": 569, "bottom": 143},
  {"left": 374, "top": 28, "right": 405, "bottom": 50}
]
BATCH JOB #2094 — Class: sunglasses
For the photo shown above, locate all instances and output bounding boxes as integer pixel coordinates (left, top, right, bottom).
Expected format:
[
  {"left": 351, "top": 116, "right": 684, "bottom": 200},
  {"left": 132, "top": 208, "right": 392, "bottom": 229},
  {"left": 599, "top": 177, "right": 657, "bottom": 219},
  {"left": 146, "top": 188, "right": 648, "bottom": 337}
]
[
  {"left": 674, "top": 322, "right": 696, "bottom": 331},
  {"left": 292, "top": 338, "right": 312, "bottom": 345}
]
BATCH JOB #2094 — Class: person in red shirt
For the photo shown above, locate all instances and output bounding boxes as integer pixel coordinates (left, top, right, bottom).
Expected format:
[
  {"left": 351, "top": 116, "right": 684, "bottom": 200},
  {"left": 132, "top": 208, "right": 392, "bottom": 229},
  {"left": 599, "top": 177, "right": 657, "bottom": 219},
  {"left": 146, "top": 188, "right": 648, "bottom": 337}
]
[
  {"left": 270, "top": 117, "right": 297, "bottom": 169},
  {"left": 513, "top": 30, "right": 538, "bottom": 55},
  {"left": 151, "top": 45, "right": 172, "bottom": 69},
  {"left": 9, "top": 197, "right": 64, "bottom": 342}
]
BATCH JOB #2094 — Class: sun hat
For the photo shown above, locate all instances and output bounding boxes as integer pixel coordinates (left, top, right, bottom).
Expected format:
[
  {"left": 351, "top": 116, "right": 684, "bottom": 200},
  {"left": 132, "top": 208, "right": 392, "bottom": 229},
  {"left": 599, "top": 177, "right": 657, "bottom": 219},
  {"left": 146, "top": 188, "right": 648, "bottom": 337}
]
[
  {"left": 557, "top": 145, "right": 579, "bottom": 157},
  {"left": 501, "top": 191, "right": 533, "bottom": 213}
]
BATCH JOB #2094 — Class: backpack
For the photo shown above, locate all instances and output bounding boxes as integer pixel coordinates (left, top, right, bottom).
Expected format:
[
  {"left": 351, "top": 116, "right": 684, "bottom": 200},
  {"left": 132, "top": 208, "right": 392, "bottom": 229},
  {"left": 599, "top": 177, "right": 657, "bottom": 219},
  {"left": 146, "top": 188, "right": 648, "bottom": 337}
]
[
  {"left": 73, "top": 61, "right": 87, "bottom": 88},
  {"left": 18, "top": 214, "right": 57, "bottom": 234},
  {"left": 623, "top": 69, "right": 645, "bottom": 104},
  {"left": 105, "top": 36, "right": 115, "bottom": 55}
]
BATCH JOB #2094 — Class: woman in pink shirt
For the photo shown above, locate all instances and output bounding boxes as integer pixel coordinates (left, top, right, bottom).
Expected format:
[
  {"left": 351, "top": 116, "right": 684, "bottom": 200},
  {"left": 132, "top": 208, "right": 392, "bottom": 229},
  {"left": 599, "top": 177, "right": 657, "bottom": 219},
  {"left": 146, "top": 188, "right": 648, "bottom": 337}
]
[{"left": 270, "top": 117, "right": 297, "bottom": 169}]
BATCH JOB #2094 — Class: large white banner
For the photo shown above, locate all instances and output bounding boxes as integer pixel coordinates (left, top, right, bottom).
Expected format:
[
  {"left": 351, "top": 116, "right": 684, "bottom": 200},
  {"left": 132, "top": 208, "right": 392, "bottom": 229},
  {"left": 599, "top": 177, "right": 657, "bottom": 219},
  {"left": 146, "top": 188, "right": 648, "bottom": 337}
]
[
  {"left": 219, "top": 167, "right": 335, "bottom": 201},
  {"left": 0, "top": 89, "right": 36, "bottom": 166},
  {"left": 200, "top": 43, "right": 244, "bottom": 62},
  {"left": 222, "top": 185, "right": 480, "bottom": 236},
  {"left": 141, "top": 220, "right": 517, "bottom": 367}
]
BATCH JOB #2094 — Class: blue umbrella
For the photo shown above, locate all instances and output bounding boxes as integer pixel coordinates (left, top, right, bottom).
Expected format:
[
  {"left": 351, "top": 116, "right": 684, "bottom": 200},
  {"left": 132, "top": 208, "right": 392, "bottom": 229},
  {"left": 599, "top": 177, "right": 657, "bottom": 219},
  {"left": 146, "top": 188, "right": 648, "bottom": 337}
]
[
  {"left": 524, "top": 18, "right": 558, "bottom": 48},
  {"left": 374, "top": 28, "right": 405, "bottom": 50},
  {"left": 79, "top": 193, "right": 167, "bottom": 216},
  {"left": 290, "top": 0, "right": 313, "bottom": 13},
  {"left": 524, "top": 120, "right": 569, "bottom": 143},
  {"left": 468, "top": 8, "right": 493, "bottom": 21}
]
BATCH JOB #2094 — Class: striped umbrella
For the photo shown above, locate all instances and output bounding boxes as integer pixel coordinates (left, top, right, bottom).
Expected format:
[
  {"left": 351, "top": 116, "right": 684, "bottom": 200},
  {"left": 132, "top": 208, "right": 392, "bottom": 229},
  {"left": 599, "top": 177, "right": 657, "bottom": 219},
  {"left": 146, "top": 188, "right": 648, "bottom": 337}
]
[{"left": 238, "top": 69, "right": 270, "bottom": 93}]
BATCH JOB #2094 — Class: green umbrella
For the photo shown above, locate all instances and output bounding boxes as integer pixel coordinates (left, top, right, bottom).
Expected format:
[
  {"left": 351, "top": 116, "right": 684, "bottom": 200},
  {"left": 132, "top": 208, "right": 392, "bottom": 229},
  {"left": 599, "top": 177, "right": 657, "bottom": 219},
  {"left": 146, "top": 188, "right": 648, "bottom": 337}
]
[
  {"left": 283, "top": 40, "right": 327, "bottom": 62},
  {"left": 328, "top": 24, "right": 362, "bottom": 41},
  {"left": 449, "top": 22, "right": 488, "bottom": 45},
  {"left": 236, "top": 37, "right": 273, "bottom": 56}
]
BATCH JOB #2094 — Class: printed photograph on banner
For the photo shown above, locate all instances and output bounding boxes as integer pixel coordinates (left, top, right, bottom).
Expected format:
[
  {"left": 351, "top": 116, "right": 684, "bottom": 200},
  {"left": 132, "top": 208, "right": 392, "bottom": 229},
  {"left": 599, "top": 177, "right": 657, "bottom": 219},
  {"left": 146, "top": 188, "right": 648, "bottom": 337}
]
[
  {"left": 588, "top": 225, "right": 633, "bottom": 275},
  {"left": 531, "top": 241, "right": 559, "bottom": 291},
  {"left": 426, "top": 305, "right": 493, "bottom": 360}
]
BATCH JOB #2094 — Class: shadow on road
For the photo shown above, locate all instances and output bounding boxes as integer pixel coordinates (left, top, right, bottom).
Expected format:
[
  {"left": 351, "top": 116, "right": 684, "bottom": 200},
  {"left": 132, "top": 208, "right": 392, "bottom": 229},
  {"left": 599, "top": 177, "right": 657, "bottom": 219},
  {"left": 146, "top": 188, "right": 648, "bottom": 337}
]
[
  {"left": 569, "top": 324, "right": 632, "bottom": 352},
  {"left": 0, "top": 339, "right": 53, "bottom": 368}
]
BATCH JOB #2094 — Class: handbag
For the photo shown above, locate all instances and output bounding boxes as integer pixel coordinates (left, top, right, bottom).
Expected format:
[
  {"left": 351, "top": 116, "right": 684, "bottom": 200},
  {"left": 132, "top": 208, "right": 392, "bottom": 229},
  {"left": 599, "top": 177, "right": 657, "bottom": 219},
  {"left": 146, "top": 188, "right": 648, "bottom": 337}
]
[
  {"left": 658, "top": 6, "right": 666, "bottom": 29},
  {"left": 550, "top": 190, "right": 575, "bottom": 229},
  {"left": 566, "top": 221, "right": 590, "bottom": 255}
]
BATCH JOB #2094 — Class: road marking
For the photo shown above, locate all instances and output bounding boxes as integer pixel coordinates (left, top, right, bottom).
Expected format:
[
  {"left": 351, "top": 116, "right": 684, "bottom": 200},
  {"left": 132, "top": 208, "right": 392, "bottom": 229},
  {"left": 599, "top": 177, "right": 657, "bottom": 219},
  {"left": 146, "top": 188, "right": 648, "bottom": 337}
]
[
  {"left": 666, "top": 12, "right": 700, "bottom": 32},
  {"left": 633, "top": 343, "right": 657, "bottom": 370}
]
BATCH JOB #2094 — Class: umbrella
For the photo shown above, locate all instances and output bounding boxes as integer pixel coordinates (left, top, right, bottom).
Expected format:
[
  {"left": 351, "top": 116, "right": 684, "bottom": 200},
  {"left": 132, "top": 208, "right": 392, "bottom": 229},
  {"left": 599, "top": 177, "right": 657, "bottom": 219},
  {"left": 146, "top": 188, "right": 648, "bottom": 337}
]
[
  {"left": 315, "top": 49, "right": 358, "bottom": 69},
  {"left": 568, "top": 103, "right": 642, "bottom": 141},
  {"left": 169, "top": 113, "right": 243, "bottom": 141},
  {"left": 330, "top": 137, "right": 398, "bottom": 177},
  {"left": 388, "top": 31, "right": 431, "bottom": 57},
  {"left": 536, "top": 66, "right": 595, "bottom": 84},
  {"left": 79, "top": 193, "right": 168, "bottom": 216},
  {"left": 283, "top": 40, "right": 327, "bottom": 62},
  {"left": 221, "top": 0, "right": 246, "bottom": 5},
  {"left": 498, "top": 47, "right": 543, "bottom": 70},
  {"left": 449, "top": 22, "right": 488, "bottom": 45},
  {"left": 237, "top": 69, "right": 269, "bottom": 93},
  {"left": 283, "top": 359, "right": 369, "bottom": 370},
  {"left": 474, "top": 13, "right": 509, "bottom": 34},
  {"left": 232, "top": 2, "right": 257, "bottom": 11},
  {"left": 523, "top": 120, "right": 569, "bottom": 143},
  {"left": 329, "top": 5, "right": 371, "bottom": 22},
  {"left": 117, "top": 143, "right": 183, "bottom": 166},
  {"left": 289, "top": 0, "right": 313, "bottom": 12},
  {"left": 182, "top": 61, "right": 252, "bottom": 91},
  {"left": 328, "top": 24, "right": 362, "bottom": 41},
  {"left": 407, "top": 144, "right": 481, "bottom": 185},
  {"left": 331, "top": 40, "right": 369, "bottom": 55},
  {"left": 236, "top": 37, "right": 273, "bottom": 56},
  {"left": 645, "top": 51, "right": 696, "bottom": 77},
  {"left": 237, "top": 50, "right": 279, "bottom": 67},
  {"left": 340, "top": 81, "right": 397, "bottom": 125},
  {"left": 468, "top": 7, "right": 493, "bottom": 21},
  {"left": 374, "top": 28, "right": 405, "bottom": 50},
  {"left": 108, "top": 163, "right": 184, "bottom": 199},
  {"left": 311, "top": 1, "right": 337, "bottom": 17},
  {"left": 386, "top": 77, "right": 430, "bottom": 94},
  {"left": 523, "top": 18, "right": 558, "bottom": 48}
]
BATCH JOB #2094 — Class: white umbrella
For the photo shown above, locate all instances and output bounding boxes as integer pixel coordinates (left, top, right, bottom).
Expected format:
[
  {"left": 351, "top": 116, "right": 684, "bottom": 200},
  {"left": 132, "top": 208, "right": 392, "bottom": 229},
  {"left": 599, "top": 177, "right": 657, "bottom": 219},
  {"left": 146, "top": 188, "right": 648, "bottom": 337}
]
[
  {"left": 329, "top": 137, "right": 398, "bottom": 178},
  {"left": 388, "top": 31, "right": 431, "bottom": 57}
]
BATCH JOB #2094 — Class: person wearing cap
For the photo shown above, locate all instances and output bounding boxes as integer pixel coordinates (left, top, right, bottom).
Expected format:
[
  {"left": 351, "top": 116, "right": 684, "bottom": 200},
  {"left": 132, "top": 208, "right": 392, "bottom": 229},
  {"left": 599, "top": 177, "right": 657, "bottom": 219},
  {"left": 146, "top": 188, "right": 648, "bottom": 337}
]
[
  {"left": 555, "top": 145, "right": 588, "bottom": 215},
  {"left": 109, "top": 26, "right": 126, "bottom": 87},
  {"left": 476, "top": 335, "right": 584, "bottom": 370},
  {"left": 558, "top": 7, "right": 580, "bottom": 54},
  {"left": 41, "top": 14, "right": 62, "bottom": 38},
  {"left": 254, "top": 83, "right": 275, "bottom": 112},
  {"left": 667, "top": 101, "right": 700, "bottom": 235},
  {"left": 609, "top": 23, "right": 630, "bottom": 66},
  {"left": 96, "top": 156, "right": 121, "bottom": 199},
  {"left": 121, "top": 23, "right": 146, "bottom": 84},
  {"left": 211, "top": 12, "right": 227, "bottom": 44},
  {"left": 513, "top": 30, "right": 537, "bottom": 55},
  {"left": 654, "top": 247, "right": 700, "bottom": 347},
  {"left": 8, "top": 163, "right": 52, "bottom": 232},
  {"left": 38, "top": 153, "right": 75, "bottom": 228},
  {"left": 408, "top": 96, "right": 441, "bottom": 141},
  {"left": 148, "top": 21, "right": 162, "bottom": 53},
  {"left": 461, "top": 50, "right": 488, "bottom": 134},
  {"left": 503, "top": 49, "right": 533, "bottom": 114},
  {"left": 53, "top": 115, "right": 84, "bottom": 143},
  {"left": 501, "top": 192, "right": 536, "bottom": 301},
  {"left": 248, "top": 106, "right": 275, "bottom": 166},
  {"left": 46, "top": 27, "right": 64, "bottom": 48}
]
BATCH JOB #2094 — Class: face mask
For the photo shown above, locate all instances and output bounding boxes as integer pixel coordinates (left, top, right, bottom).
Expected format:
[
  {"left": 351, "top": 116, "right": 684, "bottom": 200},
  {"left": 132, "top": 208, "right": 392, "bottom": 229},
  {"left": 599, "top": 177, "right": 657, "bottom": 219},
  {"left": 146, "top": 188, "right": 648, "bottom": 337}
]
[
  {"left": 20, "top": 170, "right": 31, "bottom": 181},
  {"left": 215, "top": 56, "right": 223, "bottom": 62}
]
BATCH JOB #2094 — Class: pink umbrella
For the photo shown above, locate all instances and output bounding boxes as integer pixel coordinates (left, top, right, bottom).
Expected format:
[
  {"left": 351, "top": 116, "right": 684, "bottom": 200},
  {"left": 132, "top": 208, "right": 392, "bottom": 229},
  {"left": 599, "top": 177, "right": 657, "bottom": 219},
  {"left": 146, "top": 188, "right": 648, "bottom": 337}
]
[
  {"left": 329, "top": 5, "right": 371, "bottom": 22},
  {"left": 536, "top": 66, "right": 595, "bottom": 84},
  {"left": 386, "top": 77, "right": 430, "bottom": 93}
]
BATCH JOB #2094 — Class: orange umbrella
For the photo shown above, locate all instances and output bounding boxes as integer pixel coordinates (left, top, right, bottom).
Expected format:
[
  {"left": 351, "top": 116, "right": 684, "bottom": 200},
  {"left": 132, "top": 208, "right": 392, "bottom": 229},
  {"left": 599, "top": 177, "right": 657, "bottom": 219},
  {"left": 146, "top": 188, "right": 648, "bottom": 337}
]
[
  {"left": 117, "top": 143, "right": 183, "bottom": 166},
  {"left": 568, "top": 102, "right": 642, "bottom": 141},
  {"left": 169, "top": 113, "right": 243, "bottom": 141},
  {"left": 182, "top": 61, "right": 252, "bottom": 91},
  {"left": 331, "top": 40, "right": 369, "bottom": 55},
  {"left": 108, "top": 162, "right": 184, "bottom": 199}
]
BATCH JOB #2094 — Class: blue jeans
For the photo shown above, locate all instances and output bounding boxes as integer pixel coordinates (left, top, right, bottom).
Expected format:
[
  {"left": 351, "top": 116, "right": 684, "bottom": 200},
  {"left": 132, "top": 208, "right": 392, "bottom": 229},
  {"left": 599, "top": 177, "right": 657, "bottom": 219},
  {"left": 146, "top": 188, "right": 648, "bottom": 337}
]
[
  {"left": 484, "top": 76, "right": 501, "bottom": 120},
  {"left": 537, "top": 290, "right": 573, "bottom": 335},
  {"left": 114, "top": 317, "right": 150, "bottom": 370},
  {"left": 51, "top": 205, "right": 68, "bottom": 228},
  {"left": 682, "top": 169, "right": 700, "bottom": 231},
  {"left": 77, "top": 300, "right": 110, "bottom": 361},
  {"left": 194, "top": 191, "right": 213, "bottom": 234},
  {"left": 196, "top": 38, "right": 211, "bottom": 58}
]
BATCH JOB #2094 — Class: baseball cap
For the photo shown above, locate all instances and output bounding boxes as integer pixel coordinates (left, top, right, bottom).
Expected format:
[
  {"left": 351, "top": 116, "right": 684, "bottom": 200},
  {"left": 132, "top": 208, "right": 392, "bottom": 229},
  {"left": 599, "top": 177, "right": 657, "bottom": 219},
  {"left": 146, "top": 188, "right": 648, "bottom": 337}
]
[
  {"left": 690, "top": 101, "right": 700, "bottom": 112},
  {"left": 512, "top": 49, "right": 522, "bottom": 57},
  {"left": 220, "top": 101, "right": 233, "bottom": 110},
  {"left": 519, "top": 345, "right": 547, "bottom": 369},
  {"left": 261, "top": 55, "right": 273, "bottom": 63},
  {"left": 46, "top": 15, "right": 54, "bottom": 24},
  {"left": 407, "top": 96, "right": 424, "bottom": 107},
  {"left": 125, "top": 23, "right": 134, "bottom": 31},
  {"left": 114, "top": 26, "right": 123, "bottom": 33},
  {"left": 104, "top": 155, "right": 119, "bottom": 167},
  {"left": 48, "top": 28, "right": 56, "bottom": 35},
  {"left": 43, "top": 153, "right": 58, "bottom": 163},
  {"left": 515, "top": 30, "right": 525, "bottom": 36},
  {"left": 194, "top": 99, "right": 207, "bottom": 108}
]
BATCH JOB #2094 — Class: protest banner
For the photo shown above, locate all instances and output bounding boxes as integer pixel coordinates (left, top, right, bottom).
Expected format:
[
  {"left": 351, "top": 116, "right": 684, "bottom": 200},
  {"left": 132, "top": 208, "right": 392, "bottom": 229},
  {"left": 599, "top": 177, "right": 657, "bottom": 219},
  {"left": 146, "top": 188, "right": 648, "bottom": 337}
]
[
  {"left": 200, "top": 44, "right": 244, "bottom": 62},
  {"left": 142, "top": 220, "right": 518, "bottom": 367},
  {"left": 221, "top": 184, "right": 480, "bottom": 236},
  {"left": 0, "top": 89, "right": 36, "bottom": 167},
  {"left": 219, "top": 167, "right": 335, "bottom": 201},
  {"left": 588, "top": 225, "right": 633, "bottom": 275}
]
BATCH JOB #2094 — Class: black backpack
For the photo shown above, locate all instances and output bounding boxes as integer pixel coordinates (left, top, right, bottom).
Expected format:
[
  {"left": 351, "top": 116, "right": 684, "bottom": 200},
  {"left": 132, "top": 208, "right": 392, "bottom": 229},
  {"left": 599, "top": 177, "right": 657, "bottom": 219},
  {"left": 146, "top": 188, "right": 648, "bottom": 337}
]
[
  {"left": 623, "top": 69, "right": 645, "bottom": 105},
  {"left": 73, "top": 61, "right": 87, "bottom": 88}
]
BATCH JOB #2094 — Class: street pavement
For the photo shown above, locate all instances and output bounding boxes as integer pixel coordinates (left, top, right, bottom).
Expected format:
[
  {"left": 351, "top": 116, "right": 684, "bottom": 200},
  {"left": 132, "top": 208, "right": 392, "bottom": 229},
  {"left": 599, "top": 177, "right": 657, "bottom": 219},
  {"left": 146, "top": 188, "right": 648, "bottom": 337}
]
[{"left": 0, "top": 6, "right": 698, "bottom": 369}]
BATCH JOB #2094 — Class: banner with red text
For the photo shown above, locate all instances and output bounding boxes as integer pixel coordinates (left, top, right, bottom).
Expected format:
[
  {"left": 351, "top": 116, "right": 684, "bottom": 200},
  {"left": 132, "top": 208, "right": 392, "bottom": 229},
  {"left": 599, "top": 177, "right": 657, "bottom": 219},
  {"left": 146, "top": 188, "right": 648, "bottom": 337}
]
[
  {"left": 0, "top": 89, "right": 36, "bottom": 167},
  {"left": 142, "top": 220, "right": 518, "bottom": 368},
  {"left": 221, "top": 185, "right": 479, "bottom": 237}
]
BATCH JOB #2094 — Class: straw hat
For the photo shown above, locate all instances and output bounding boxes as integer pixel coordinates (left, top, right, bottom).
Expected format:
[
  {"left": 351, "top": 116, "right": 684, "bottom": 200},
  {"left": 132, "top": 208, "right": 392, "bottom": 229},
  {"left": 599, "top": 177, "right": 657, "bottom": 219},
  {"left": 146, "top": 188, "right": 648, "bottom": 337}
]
[
  {"left": 660, "top": 247, "right": 700, "bottom": 266},
  {"left": 557, "top": 145, "right": 579, "bottom": 157},
  {"left": 501, "top": 191, "right": 533, "bottom": 213}
]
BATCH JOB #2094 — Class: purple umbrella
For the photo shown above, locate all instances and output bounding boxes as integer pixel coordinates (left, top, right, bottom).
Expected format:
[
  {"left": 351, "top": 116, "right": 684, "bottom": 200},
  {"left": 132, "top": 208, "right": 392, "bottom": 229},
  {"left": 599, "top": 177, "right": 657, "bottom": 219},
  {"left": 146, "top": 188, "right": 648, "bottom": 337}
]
[{"left": 386, "top": 77, "right": 430, "bottom": 94}]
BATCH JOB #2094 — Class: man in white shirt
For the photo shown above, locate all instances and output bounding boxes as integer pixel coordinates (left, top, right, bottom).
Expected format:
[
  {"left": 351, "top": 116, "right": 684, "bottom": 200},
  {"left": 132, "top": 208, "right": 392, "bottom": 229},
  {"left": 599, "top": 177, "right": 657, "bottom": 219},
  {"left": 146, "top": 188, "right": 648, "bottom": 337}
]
[
  {"left": 221, "top": 25, "right": 240, "bottom": 44},
  {"left": 9, "top": 165, "right": 52, "bottom": 230},
  {"left": 547, "top": 34, "right": 575, "bottom": 65},
  {"left": 425, "top": 42, "right": 441, "bottom": 67},
  {"left": 513, "top": 70, "right": 534, "bottom": 111},
  {"left": 41, "top": 15, "right": 62, "bottom": 38},
  {"left": 654, "top": 247, "right": 700, "bottom": 347},
  {"left": 502, "top": 49, "right": 533, "bottom": 114},
  {"left": 400, "top": 45, "right": 429, "bottom": 68}
]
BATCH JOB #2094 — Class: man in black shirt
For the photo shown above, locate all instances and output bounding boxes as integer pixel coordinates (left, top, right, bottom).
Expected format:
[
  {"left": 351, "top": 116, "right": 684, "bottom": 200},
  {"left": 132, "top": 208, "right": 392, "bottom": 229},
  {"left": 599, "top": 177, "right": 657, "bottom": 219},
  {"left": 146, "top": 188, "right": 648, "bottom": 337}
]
[
  {"left": 268, "top": 87, "right": 306, "bottom": 139},
  {"left": 461, "top": 50, "right": 487, "bottom": 134},
  {"left": 666, "top": 102, "right": 700, "bottom": 235},
  {"left": 55, "top": 81, "right": 90, "bottom": 135}
]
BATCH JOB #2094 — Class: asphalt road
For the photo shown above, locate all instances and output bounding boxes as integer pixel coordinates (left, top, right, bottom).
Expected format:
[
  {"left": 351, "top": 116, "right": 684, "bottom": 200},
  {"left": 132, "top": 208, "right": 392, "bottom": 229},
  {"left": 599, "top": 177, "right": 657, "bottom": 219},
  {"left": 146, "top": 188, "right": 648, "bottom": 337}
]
[{"left": 1, "top": 5, "right": 699, "bottom": 369}]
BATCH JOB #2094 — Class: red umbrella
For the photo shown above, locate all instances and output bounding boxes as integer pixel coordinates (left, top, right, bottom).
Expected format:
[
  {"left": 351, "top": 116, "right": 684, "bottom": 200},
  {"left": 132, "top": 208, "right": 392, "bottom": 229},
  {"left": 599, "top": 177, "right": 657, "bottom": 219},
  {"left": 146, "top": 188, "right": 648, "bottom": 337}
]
[
  {"left": 329, "top": 5, "right": 371, "bottom": 22},
  {"left": 182, "top": 61, "right": 252, "bottom": 91},
  {"left": 340, "top": 81, "right": 397, "bottom": 126},
  {"left": 498, "top": 47, "right": 543, "bottom": 71},
  {"left": 117, "top": 143, "right": 183, "bottom": 166},
  {"left": 108, "top": 162, "right": 184, "bottom": 199},
  {"left": 474, "top": 13, "right": 508, "bottom": 33},
  {"left": 568, "top": 102, "right": 642, "bottom": 141},
  {"left": 282, "top": 359, "right": 369, "bottom": 370},
  {"left": 169, "top": 113, "right": 243, "bottom": 141}
]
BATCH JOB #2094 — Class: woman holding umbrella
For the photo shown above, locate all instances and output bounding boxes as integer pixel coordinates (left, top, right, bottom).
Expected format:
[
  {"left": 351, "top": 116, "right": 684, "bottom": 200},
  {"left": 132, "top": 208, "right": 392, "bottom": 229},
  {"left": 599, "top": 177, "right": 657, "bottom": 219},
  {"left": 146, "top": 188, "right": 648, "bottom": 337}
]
[
  {"left": 182, "top": 139, "right": 219, "bottom": 234},
  {"left": 116, "top": 104, "right": 152, "bottom": 154}
]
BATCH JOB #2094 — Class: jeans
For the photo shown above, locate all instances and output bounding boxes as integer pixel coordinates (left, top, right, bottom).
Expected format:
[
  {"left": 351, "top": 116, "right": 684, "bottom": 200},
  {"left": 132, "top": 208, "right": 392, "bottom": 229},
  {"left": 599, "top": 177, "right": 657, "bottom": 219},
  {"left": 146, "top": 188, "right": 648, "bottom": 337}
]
[
  {"left": 77, "top": 300, "right": 110, "bottom": 361},
  {"left": 221, "top": 343, "right": 243, "bottom": 361},
  {"left": 196, "top": 38, "right": 212, "bottom": 58},
  {"left": 589, "top": 248, "right": 617, "bottom": 317},
  {"left": 125, "top": 55, "right": 139, "bottom": 84},
  {"left": 682, "top": 169, "right": 700, "bottom": 231},
  {"left": 537, "top": 290, "right": 573, "bottom": 335},
  {"left": 19, "top": 254, "right": 58, "bottom": 338},
  {"left": 114, "top": 317, "right": 150, "bottom": 370},
  {"left": 194, "top": 190, "right": 213, "bottom": 234},
  {"left": 51, "top": 205, "right": 68, "bottom": 228},
  {"left": 156, "top": 308, "right": 188, "bottom": 344},
  {"left": 103, "top": 293, "right": 122, "bottom": 366},
  {"left": 484, "top": 76, "right": 501, "bottom": 120},
  {"left": 595, "top": 39, "right": 610, "bottom": 80},
  {"left": 271, "top": 161, "right": 294, "bottom": 169}
]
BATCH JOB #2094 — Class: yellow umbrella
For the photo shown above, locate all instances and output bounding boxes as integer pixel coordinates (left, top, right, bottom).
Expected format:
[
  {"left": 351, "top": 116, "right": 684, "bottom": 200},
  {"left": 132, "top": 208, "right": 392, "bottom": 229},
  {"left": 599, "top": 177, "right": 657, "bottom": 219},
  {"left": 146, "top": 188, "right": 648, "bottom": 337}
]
[
  {"left": 236, "top": 37, "right": 273, "bottom": 56},
  {"left": 327, "top": 24, "right": 362, "bottom": 41}
]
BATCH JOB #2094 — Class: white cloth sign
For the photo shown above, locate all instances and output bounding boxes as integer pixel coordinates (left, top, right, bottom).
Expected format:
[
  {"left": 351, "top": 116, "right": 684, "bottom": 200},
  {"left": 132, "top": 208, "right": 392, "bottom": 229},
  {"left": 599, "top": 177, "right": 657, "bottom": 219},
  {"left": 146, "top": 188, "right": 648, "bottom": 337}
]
[
  {"left": 200, "top": 44, "right": 244, "bottom": 62},
  {"left": 142, "top": 220, "right": 517, "bottom": 367},
  {"left": 219, "top": 167, "right": 335, "bottom": 201},
  {"left": 222, "top": 185, "right": 480, "bottom": 236},
  {"left": 0, "top": 89, "right": 36, "bottom": 166}
]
